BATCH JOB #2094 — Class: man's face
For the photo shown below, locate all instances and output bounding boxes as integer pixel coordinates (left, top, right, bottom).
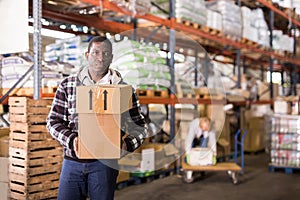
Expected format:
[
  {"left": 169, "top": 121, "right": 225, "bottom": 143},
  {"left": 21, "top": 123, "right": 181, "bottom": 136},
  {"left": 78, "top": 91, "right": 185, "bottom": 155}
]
[
  {"left": 199, "top": 120, "right": 209, "bottom": 132},
  {"left": 86, "top": 42, "right": 113, "bottom": 76}
]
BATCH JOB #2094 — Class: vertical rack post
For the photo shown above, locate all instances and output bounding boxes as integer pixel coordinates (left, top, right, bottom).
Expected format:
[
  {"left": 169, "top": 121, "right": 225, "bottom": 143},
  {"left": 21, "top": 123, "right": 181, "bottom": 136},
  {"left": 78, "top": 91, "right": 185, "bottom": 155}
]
[
  {"left": 269, "top": 10, "right": 274, "bottom": 99},
  {"left": 194, "top": 50, "right": 198, "bottom": 87},
  {"left": 236, "top": 49, "right": 241, "bottom": 88},
  {"left": 237, "top": 0, "right": 241, "bottom": 89},
  {"left": 132, "top": 18, "right": 137, "bottom": 41},
  {"left": 33, "top": 0, "right": 42, "bottom": 100},
  {"left": 260, "top": 65, "right": 264, "bottom": 81},
  {"left": 168, "top": 0, "right": 177, "bottom": 174},
  {"left": 169, "top": 0, "right": 176, "bottom": 142},
  {"left": 292, "top": 23, "right": 298, "bottom": 95},
  {"left": 242, "top": 58, "right": 246, "bottom": 74},
  {"left": 203, "top": 52, "right": 209, "bottom": 84},
  {"left": 281, "top": 69, "right": 285, "bottom": 95}
]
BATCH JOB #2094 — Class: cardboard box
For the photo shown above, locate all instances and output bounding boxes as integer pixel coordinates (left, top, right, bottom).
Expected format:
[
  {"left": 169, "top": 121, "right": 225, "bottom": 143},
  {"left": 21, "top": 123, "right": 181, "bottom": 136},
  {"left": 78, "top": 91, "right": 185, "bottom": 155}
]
[
  {"left": 76, "top": 85, "right": 132, "bottom": 114},
  {"left": 78, "top": 114, "right": 121, "bottom": 159},
  {"left": 274, "top": 100, "right": 291, "bottom": 114},
  {"left": 118, "top": 148, "right": 154, "bottom": 173},
  {"left": 0, "top": 136, "right": 9, "bottom": 157},
  {"left": 0, "top": 128, "right": 9, "bottom": 138},
  {"left": 0, "top": 157, "right": 8, "bottom": 182},
  {"left": 258, "top": 82, "right": 279, "bottom": 100},
  {"left": 187, "top": 148, "right": 214, "bottom": 166},
  {"left": 240, "top": 111, "right": 266, "bottom": 152},
  {"left": 0, "top": 182, "right": 8, "bottom": 200},
  {"left": 76, "top": 85, "right": 132, "bottom": 159},
  {"left": 116, "top": 171, "right": 130, "bottom": 183},
  {"left": 118, "top": 143, "right": 178, "bottom": 172}
]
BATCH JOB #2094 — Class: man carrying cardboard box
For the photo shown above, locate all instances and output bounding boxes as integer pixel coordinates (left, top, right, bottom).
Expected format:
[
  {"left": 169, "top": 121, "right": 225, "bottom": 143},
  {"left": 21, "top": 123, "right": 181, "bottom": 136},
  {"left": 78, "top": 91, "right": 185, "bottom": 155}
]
[{"left": 46, "top": 36, "right": 147, "bottom": 200}]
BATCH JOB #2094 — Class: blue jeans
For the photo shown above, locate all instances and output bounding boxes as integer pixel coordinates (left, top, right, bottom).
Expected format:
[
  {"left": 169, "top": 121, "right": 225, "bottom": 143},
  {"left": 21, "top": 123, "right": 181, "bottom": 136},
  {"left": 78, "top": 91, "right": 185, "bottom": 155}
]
[{"left": 58, "top": 159, "right": 119, "bottom": 200}]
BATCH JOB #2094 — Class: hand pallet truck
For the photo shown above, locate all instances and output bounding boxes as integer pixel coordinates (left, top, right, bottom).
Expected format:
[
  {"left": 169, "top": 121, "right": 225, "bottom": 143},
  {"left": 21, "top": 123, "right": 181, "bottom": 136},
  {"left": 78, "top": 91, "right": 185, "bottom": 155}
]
[{"left": 182, "top": 129, "right": 248, "bottom": 184}]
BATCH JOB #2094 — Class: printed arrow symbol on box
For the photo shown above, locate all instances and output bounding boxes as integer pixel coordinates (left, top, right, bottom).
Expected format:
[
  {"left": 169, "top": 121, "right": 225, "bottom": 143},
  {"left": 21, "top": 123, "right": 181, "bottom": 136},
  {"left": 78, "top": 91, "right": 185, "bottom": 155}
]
[
  {"left": 89, "top": 89, "right": 93, "bottom": 110},
  {"left": 103, "top": 90, "right": 108, "bottom": 110}
]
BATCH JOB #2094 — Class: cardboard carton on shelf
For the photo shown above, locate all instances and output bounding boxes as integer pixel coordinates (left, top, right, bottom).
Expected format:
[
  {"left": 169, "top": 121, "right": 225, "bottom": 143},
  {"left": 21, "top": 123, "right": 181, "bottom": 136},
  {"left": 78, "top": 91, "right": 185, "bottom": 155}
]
[
  {"left": 76, "top": 85, "right": 132, "bottom": 159},
  {"left": 258, "top": 82, "right": 279, "bottom": 100},
  {"left": 0, "top": 136, "right": 9, "bottom": 157},
  {"left": 240, "top": 108, "right": 266, "bottom": 152},
  {"left": 118, "top": 143, "right": 179, "bottom": 172}
]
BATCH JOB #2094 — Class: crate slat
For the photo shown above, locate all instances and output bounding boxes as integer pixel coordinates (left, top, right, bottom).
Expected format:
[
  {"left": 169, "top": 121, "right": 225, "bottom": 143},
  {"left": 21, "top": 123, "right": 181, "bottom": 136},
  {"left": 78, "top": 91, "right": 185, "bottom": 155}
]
[
  {"left": 10, "top": 114, "right": 48, "bottom": 123},
  {"left": 10, "top": 123, "right": 48, "bottom": 133},
  {"left": 10, "top": 139, "right": 60, "bottom": 150},
  {"left": 10, "top": 186, "right": 58, "bottom": 200},
  {"left": 10, "top": 131, "right": 50, "bottom": 141},
  {"left": 10, "top": 147, "right": 62, "bottom": 160},
  {"left": 9, "top": 172, "right": 60, "bottom": 185},
  {"left": 9, "top": 97, "right": 52, "bottom": 107},
  {"left": 10, "top": 107, "right": 50, "bottom": 115}
]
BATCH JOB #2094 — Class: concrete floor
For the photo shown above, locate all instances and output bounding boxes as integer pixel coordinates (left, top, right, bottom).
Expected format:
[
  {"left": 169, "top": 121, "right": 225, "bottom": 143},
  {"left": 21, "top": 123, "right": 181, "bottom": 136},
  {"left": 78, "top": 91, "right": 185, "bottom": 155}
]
[{"left": 115, "top": 153, "right": 300, "bottom": 200}]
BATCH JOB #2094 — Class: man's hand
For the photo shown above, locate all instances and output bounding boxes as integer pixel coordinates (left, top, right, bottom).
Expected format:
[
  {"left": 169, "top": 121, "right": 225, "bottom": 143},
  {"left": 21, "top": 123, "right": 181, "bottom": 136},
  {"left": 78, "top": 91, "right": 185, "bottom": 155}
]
[
  {"left": 121, "top": 141, "right": 128, "bottom": 157},
  {"left": 73, "top": 137, "right": 79, "bottom": 157}
]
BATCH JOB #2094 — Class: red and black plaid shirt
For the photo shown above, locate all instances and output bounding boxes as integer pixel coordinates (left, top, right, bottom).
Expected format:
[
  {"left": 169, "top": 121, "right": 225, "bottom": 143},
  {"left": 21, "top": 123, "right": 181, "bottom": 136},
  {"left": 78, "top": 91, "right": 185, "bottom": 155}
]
[{"left": 46, "top": 69, "right": 147, "bottom": 160}]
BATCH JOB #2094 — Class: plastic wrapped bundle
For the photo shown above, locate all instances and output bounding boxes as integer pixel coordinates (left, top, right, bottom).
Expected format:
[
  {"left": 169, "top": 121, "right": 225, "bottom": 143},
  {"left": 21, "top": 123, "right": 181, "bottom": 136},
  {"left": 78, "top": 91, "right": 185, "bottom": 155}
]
[
  {"left": 110, "top": 0, "right": 151, "bottom": 16},
  {"left": 206, "top": 9, "right": 222, "bottom": 31},
  {"left": 241, "top": 6, "right": 258, "bottom": 42},
  {"left": 175, "top": 0, "right": 207, "bottom": 25},
  {"left": 150, "top": 0, "right": 169, "bottom": 18},
  {"left": 252, "top": 8, "right": 270, "bottom": 47},
  {"left": 206, "top": 0, "right": 242, "bottom": 40},
  {"left": 112, "top": 39, "right": 170, "bottom": 90}
]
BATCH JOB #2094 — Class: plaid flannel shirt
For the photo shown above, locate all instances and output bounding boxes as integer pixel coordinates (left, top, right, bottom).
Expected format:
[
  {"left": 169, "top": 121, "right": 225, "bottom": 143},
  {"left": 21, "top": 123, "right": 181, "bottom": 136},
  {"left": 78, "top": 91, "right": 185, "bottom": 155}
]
[{"left": 46, "top": 68, "right": 147, "bottom": 160}]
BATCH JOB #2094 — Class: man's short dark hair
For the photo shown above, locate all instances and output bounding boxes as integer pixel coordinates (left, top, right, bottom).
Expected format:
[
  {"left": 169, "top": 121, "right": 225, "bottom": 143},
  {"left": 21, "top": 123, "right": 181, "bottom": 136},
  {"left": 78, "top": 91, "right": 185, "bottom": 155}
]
[{"left": 87, "top": 36, "right": 112, "bottom": 53}]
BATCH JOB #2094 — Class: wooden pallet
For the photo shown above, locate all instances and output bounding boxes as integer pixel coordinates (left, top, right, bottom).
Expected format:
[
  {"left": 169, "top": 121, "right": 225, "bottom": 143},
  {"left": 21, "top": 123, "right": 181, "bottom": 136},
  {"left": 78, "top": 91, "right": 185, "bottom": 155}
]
[
  {"left": 9, "top": 145, "right": 62, "bottom": 199},
  {"left": 274, "top": 49, "right": 285, "bottom": 56},
  {"left": 176, "top": 18, "right": 206, "bottom": 30},
  {"left": 1, "top": 87, "right": 57, "bottom": 97},
  {"left": 224, "top": 34, "right": 241, "bottom": 42},
  {"left": 269, "top": 164, "right": 300, "bottom": 174},
  {"left": 176, "top": 93, "right": 196, "bottom": 98},
  {"left": 241, "top": 37, "right": 258, "bottom": 47},
  {"left": 136, "top": 89, "right": 169, "bottom": 98},
  {"left": 203, "top": 26, "right": 222, "bottom": 36}
]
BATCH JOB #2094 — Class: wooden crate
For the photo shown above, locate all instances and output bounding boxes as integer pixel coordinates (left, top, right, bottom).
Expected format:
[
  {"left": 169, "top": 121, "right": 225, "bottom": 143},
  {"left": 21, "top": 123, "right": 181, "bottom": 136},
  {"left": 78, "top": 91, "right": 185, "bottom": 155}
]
[
  {"left": 9, "top": 145, "right": 62, "bottom": 199},
  {"left": 9, "top": 97, "right": 52, "bottom": 124},
  {"left": 8, "top": 97, "right": 62, "bottom": 200}
]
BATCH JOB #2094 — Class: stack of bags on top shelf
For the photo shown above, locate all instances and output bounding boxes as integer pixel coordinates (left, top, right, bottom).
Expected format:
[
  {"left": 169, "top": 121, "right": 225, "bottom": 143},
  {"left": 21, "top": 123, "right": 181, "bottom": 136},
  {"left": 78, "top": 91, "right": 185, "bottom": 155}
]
[
  {"left": 44, "top": 35, "right": 91, "bottom": 73},
  {"left": 241, "top": 6, "right": 259, "bottom": 43},
  {"left": 150, "top": 0, "right": 169, "bottom": 18},
  {"left": 0, "top": 56, "right": 63, "bottom": 89},
  {"left": 175, "top": 0, "right": 207, "bottom": 25},
  {"left": 272, "top": 30, "right": 294, "bottom": 53},
  {"left": 252, "top": 8, "right": 270, "bottom": 47},
  {"left": 206, "top": 0, "right": 242, "bottom": 40},
  {"left": 111, "top": 39, "right": 171, "bottom": 91},
  {"left": 110, "top": 0, "right": 151, "bottom": 15},
  {"left": 206, "top": 8, "right": 223, "bottom": 32}
]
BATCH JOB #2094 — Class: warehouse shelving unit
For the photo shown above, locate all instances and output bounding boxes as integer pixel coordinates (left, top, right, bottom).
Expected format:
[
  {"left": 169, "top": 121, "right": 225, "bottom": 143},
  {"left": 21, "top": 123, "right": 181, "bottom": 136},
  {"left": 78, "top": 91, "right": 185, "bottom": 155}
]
[{"left": 27, "top": 0, "right": 300, "bottom": 134}]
